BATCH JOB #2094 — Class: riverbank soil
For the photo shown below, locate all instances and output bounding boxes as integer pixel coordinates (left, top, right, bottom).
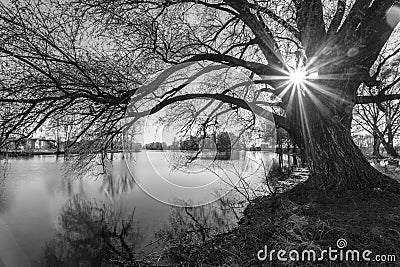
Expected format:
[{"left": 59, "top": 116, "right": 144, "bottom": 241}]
[{"left": 165, "top": 183, "right": 400, "bottom": 266}]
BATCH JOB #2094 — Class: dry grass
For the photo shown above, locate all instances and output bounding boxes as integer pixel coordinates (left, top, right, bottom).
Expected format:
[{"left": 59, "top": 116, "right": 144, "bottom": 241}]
[{"left": 165, "top": 185, "right": 400, "bottom": 266}]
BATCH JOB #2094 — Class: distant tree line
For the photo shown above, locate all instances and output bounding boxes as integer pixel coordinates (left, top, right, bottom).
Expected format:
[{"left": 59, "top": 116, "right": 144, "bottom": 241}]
[{"left": 172, "top": 132, "right": 243, "bottom": 152}]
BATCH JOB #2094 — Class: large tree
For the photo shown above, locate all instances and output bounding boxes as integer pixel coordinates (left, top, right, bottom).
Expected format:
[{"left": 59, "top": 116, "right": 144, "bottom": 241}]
[
  {"left": 354, "top": 54, "right": 400, "bottom": 158},
  {"left": 2, "top": 0, "right": 400, "bottom": 192}
]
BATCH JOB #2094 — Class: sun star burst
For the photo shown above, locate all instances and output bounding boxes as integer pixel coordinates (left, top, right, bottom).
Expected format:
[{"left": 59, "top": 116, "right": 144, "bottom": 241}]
[{"left": 289, "top": 68, "right": 307, "bottom": 85}]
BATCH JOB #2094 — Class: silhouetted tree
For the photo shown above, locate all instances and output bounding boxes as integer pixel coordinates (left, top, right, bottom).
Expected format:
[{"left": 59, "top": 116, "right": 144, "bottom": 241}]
[{"left": 1, "top": 0, "right": 400, "bottom": 192}]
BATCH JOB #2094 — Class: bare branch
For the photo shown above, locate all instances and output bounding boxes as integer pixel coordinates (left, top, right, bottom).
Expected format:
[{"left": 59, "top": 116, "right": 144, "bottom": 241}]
[
  {"left": 356, "top": 94, "right": 400, "bottom": 104},
  {"left": 327, "top": 0, "right": 346, "bottom": 34},
  {"left": 247, "top": 2, "right": 300, "bottom": 38}
]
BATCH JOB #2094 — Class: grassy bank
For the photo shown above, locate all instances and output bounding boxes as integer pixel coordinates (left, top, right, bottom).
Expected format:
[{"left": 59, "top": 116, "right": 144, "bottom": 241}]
[{"left": 163, "top": 183, "right": 400, "bottom": 266}]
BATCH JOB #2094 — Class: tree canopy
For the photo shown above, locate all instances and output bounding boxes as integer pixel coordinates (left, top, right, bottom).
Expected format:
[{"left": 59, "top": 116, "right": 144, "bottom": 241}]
[{"left": 1, "top": 0, "right": 400, "bottom": 191}]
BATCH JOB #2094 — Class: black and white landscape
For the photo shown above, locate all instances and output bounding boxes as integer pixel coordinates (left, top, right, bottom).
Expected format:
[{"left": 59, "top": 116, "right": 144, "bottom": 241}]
[{"left": 1, "top": 1, "right": 400, "bottom": 266}]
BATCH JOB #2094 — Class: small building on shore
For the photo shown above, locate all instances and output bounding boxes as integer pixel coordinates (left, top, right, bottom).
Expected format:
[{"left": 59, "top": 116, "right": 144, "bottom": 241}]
[{"left": 2, "top": 137, "right": 56, "bottom": 152}]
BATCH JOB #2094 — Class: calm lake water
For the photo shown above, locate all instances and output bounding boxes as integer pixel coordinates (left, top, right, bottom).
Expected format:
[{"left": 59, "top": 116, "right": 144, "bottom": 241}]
[{"left": 0, "top": 151, "right": 276, "bottom": 266}]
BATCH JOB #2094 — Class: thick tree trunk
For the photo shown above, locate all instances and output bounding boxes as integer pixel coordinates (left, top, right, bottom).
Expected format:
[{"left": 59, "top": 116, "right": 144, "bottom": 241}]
[
  {"left": 299, "top": 147, "right": 307, "bottom": 167},
  {"left": 292, "top": 145, "right": 298, "bottom": 167},
  {"left": 372, "top": 133, "right": 382, "bottom": 158},
  {"left": 382, "top": 139, "right": 399, "bottom": 158},
  {"left": 286, "top": 89, "right": 400, "bottom": 193},
  {"left": 276, "top": 134, "right": 284, "bottom": 170},
  {"left": 383, "top": 116, "right": 399, "bottom": 158},
  {"left": 303, "top": 120, "right": 394, "bottom": 191}
]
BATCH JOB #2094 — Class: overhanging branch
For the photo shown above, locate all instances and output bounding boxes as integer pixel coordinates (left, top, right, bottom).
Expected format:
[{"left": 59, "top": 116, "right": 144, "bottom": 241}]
[
  {"left": 247, "top": 2, "right": 300, "bottom": 39},
  {"left": 129, "top": 93, "right": 290, "bottom": 131},
  {"left": 184, "top": 54, "right": 287, "bottom": 88},
  {"left": 356, "top": 94, "right": 400, "bottom": 104}
]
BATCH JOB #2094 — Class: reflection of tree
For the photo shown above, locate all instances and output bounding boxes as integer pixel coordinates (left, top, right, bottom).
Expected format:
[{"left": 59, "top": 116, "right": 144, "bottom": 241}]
[
  {"left": 100, "top": 172, "right": 136, "bottom": 199},
  {"left": 41, "top": 195, "right": 146, "bottom": 267},
  {"left": 100, "top": 159, "right": 137, "bottom": 198},
  {"left": 156, "top": 194, "right": 242, "bottom": 246},
  {"left": 0, "top": 156, "right": 8, "bottom": 186},
  {"left": 62, "top": 155, "right": 137, "bottom": 198},
  {"left": 0, "top": 156, "right": 9, "bottom": 212},
  {"left": 154, "top": 193, "right": 246, "bottom": 264}
]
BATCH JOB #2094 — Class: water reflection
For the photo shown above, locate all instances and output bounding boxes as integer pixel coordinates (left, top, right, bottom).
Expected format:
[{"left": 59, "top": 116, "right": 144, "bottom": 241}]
[
  {"left": 0, "top": 157, "right": 9, "bottom": 213},
  {"left": 62, "top": 154, "right": 137, "bottom": 199},
  {"left": 100, "top": 171, "right": 136, "bottom": 199},
  {"left": 0, "top": 152, "right": 286, "bottom": 265},
  {"left": 40, "top": 192, "right": 246, "bottom": 266},
  {"left": 157, "top": 193, "right": 244, "bottom": 244},
  {"left": 41, "top": 195, "right": 144, "bottom": 267}
]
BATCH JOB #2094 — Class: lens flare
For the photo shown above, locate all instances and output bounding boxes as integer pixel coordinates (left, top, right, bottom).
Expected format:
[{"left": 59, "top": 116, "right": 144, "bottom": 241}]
[
  {"left": 308, "top": 71, "right": 319, "bottom": 80},
  {"left": 290, "top": 69, "right": 307, "bottom": 85}
]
